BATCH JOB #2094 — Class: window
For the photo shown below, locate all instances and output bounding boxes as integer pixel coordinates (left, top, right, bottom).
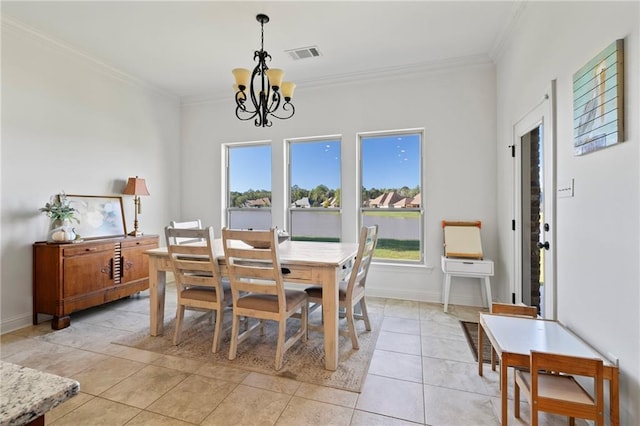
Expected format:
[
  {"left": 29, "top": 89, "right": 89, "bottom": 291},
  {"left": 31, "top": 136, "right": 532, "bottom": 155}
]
[
  {"left": 287, "top": 137, "right": 341, "bottom": 241},
  {"left": 226, "top": 143, "right": 271, "bottom": 230},
  {"left": 359, "top": 130, "right": 423, "bottom": 263}
]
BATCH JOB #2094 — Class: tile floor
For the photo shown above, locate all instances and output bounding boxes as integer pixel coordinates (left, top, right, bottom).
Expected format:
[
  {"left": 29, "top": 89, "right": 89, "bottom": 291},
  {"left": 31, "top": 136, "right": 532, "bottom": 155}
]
[{"left": 1, "top": 286, "right": 582, "bottom": 425}]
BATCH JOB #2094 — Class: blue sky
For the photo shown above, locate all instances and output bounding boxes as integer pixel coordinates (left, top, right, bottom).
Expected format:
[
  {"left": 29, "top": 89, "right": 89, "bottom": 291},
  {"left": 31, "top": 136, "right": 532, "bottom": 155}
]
[
  {"left": 229, "top": 145, "right": 272, "bottom": 192},
  {"left": 290, "top": 140, "right": 341, "bottom": 190},
  {"left": 361, "top": 134, "right": 420, "bottom": 189},
  {"left": 229, "top": 134, "right": 420, "bottom": 192}
]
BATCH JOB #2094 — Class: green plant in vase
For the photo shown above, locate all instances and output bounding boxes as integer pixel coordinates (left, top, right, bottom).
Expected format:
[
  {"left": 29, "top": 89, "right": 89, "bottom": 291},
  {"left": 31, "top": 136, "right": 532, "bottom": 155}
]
[{"left": 40, "top": 193, "right": 80, "bottom": 241}]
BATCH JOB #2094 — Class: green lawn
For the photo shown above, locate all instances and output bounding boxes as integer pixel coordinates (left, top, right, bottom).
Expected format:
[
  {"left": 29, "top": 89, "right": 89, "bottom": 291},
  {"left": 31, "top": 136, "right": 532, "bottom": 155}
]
[
  {"left": 290, "top": 236, "right": 421, "bottom": 261},
  {"left": 375, "top": 238, "right": 421, "bottom": 260}
]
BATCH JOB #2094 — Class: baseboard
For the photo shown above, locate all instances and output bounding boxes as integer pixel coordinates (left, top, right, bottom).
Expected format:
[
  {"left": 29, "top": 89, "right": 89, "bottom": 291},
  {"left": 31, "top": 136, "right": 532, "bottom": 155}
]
[
  {"left": 366, "top": 287, "right": 485, "bottom": 308},
  {"left": 1, "top": 312, "right": 35, "bottom": 334},
  {"left": 366, "top": 287, "right": 441, "bottom": 303}
]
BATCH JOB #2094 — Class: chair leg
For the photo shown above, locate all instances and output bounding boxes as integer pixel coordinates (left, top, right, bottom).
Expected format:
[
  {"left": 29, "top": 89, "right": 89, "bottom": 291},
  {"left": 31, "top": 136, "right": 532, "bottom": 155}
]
[
  {"left": 228, "top": 314, "right": 240, "bottom": 360},
  {"left": 569, "top": 418, "right": 575, "bottom": 426},
  {"left": 346, "top": 303, "right": 359, "bottom": 350},
  {"left": 360, "top": 299, "right": 371, "bottom": 331},
  {"left": 302, "top": 303, "right": 308, "bottom": 343},
  {"left": 275, "top": 320, "right": 286, "bottom": 371},
  {"left": 514, "top": 372, "right": 520, "bottom": 419},
  {"left": 491, "top": 347, "right": 497, "bottom": 371},
  {"left": 173, "top": 305, "right": 185, "bottom": 346},
  {"left": 211, "top": 308, "right": 223, "bottom": 353}
]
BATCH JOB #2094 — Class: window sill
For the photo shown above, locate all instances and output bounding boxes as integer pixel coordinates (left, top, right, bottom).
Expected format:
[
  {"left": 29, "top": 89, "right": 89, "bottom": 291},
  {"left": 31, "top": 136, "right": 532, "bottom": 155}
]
[{"left": 371, "top": 261, "right": 434, "bottom": 273}]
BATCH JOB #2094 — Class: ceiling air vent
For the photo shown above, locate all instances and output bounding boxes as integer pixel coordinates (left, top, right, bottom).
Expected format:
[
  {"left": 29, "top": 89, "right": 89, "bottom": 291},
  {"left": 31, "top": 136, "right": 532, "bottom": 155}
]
[{"left": 286, "top": 46, "right": 322, "bottom": 60}]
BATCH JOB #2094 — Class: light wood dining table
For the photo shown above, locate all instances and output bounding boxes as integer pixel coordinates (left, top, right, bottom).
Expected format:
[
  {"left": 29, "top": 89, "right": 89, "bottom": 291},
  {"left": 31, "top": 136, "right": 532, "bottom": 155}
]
[
  {"left": 145, "top": 239, "right": 358, "bottom": 371},
  {"left": 478, "top": 313, "right": 619, "bottom": 425}
]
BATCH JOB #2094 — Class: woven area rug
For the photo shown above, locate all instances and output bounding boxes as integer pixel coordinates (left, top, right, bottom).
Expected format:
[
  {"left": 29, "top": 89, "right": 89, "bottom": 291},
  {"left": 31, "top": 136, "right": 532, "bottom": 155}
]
[
  {"left": 460, "top": 320, "right": 496, "bottom": 364},
  {"left": 114, "top": 311, "right": 382, "bottom": 392}
]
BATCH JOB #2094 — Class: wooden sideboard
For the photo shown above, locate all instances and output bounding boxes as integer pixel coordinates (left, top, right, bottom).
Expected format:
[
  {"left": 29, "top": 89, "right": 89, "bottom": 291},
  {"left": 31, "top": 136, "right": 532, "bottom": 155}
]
[{"left": 33, "top": 235, "right": 159, "bottom": 329}]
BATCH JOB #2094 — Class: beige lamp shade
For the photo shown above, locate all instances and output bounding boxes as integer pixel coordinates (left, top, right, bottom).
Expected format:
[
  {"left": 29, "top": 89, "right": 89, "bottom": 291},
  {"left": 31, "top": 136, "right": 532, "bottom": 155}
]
[
  {"left": 123, "top": 176, "right": 150, "bottom": 196},
  {"left": 232, "top": 68, "right": 251, "bottom": 89},
  {"left": 281, "top": 82, "right": 296, "bottom": 100},
  {"left": 265, "top": 68, "right": 284, "bottom": 89}
]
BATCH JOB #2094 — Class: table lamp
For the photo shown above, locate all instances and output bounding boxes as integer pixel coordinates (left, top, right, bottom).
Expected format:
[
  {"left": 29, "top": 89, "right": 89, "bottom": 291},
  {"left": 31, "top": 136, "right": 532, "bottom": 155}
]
[{"left": 122, "top": 176, "right": 150, "bottom": 236}]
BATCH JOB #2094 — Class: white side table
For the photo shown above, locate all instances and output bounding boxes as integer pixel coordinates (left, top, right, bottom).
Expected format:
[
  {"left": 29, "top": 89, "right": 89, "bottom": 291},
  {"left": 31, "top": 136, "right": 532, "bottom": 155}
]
[{"left": 441, "top": 255, "right": 494, "bottom": 313}]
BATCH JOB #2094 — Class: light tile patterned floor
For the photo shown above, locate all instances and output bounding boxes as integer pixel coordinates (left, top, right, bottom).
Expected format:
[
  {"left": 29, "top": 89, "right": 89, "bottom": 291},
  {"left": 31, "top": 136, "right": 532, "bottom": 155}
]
[{"left": 1, "top": 286, "right": 583, "bottom": 425}]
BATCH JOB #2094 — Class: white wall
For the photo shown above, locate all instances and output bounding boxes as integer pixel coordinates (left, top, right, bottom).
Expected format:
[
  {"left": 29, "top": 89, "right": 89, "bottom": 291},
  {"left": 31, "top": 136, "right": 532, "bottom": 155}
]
[
  {"left": 0, "top": 20, "right": 181, "bottom": 332},
  {"left": 495, "top": 2, "right": 639, "bottom": 423},
  {"left": 181, "top": 62, "right": 499, "bottom": 305}
]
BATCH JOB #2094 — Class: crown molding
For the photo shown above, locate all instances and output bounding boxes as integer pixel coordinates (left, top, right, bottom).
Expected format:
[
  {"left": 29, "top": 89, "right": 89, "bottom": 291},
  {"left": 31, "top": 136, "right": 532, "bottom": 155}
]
[
  {"left": 181, "top": 54, "right": 494, "bottom": 107},
  {"left": 489, "top": 0, "right": 528, "bottom": 62},
  {"left": 1, "top": 15, "right": 179, "bottom": 103}
]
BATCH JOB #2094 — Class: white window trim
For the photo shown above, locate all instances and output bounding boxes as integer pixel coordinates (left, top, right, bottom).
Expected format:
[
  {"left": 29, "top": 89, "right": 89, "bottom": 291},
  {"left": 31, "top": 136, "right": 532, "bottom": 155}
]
[{"left": 357, "top": 128, "right": 425, "bottom": 265}]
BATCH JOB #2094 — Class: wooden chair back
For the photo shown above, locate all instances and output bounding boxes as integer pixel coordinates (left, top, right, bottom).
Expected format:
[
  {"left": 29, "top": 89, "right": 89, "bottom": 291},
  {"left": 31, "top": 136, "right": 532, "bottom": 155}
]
[
  {"left": 222, "top": 228, "right": 285, "bottom": 309},
  {"left": 516, "top": 350, "right": 605, "bottom": 425},
  {"left": 164, "top": 226, "right": 222, "bottom": 293},
  {"left": 491, "top": 303, "right": 537, "bottom": 318},
  {"left": 169, "top": 219, "right": 203, "bottom": 244},
  {"left": 346, "top": 225, "right": 379, "bottom": 298}
]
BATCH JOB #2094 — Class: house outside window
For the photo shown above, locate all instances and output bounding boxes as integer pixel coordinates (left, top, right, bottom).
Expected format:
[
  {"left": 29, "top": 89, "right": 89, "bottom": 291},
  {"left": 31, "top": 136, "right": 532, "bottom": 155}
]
[
  {"left": 287, "top": 137, "right": 341, "bottom": 242},
  {"left": 359, "top": 130, "right": 423, "bottom": 263},
  {"left": 226, "top": 143, "right": 272, "bottom": 230}
]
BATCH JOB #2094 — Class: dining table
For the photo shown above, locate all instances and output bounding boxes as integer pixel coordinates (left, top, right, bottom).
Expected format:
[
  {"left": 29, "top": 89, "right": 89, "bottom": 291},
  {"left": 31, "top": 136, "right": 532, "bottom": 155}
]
[
  {"left": 145, "top": 239, "right": 359, "bottom": 371},
  {"left": 478, "top": 313, "right": 619, "bottom": 425}
]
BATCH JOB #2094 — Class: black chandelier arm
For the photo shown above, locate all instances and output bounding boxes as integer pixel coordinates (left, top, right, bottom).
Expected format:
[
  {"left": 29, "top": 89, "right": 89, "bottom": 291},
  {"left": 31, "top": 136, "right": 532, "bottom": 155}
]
[
  {"left": 235, "top": 91, "right": 247, "bottom": 111},
  {"left": 265, "top": 90, "right": 282, "bottom": 114},
  {"left": 235, "top": 107, "right": 259, "bottom": 122},
  {"left": 235, "top": 91, "right": 260, "bottom": 122},
  {"left": 269, "top": 101, "right": 295, "bottom": 120}
]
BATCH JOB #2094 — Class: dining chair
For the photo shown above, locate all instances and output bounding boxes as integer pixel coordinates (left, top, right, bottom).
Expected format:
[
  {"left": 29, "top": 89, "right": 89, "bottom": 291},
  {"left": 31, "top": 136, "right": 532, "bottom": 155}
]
[
  {"left": 222, "top": 227, "right": 308, "bottom": 371},
  {"left": 169, "top": 219, "right": 203, "bottom": 244},
  {"left": 165, "top": 226, "right": 231, "bottom": 353},
  {"left": 514, "top": 350, "right": 604, "bottom": 426},
  {"left": 305, "top": 225, "right": 378, "bottom": 350},
  {"left": 490, "top": 303, "right": 538, "bottom": 371}
]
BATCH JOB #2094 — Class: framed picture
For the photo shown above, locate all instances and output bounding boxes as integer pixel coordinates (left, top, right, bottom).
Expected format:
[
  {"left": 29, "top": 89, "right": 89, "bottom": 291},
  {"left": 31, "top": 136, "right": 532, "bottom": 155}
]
[
  {"left": 66, "top": 195, "right": 127, "bottom": 239},
  {"left": 573, "top": 39, "right": 625, "bottom": 156}
]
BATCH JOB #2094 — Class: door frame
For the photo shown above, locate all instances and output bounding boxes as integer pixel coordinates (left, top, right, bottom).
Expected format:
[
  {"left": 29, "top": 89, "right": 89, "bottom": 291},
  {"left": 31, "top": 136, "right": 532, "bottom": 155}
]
[{"left": 513, "top": 81, "right": 557, "bottom": 319}]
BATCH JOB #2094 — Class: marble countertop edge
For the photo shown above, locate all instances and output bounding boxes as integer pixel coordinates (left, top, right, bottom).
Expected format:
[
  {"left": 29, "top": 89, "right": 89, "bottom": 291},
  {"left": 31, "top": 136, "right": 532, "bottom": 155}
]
[{"left": 0, "top": 361, "right": 80, "bottom": 425}]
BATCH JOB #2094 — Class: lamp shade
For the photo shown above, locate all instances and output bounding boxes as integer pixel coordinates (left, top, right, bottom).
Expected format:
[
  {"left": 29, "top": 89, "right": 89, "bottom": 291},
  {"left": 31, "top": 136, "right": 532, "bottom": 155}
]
[
  {"left": 123, "top": 176, "right": 150, "bottom": 196},
  {"left": 281, "top": 82, "right": 296, "bottom": 100},
  {"left": 232, "top": 68, "right": 251, "bottom": 89},
  {"left": 265, "top": 68, "right": 284, "bottom": 89}
]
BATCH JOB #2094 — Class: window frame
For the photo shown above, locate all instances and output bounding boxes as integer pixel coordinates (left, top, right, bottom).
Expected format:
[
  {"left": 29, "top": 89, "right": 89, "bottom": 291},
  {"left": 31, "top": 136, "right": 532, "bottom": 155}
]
[
  {"left": 224, "top": 140, "right": 272, "bottom": 230},
  {"left": 285, "top": 135, "right": 343, "bottom": 242},
  {"left": 358, "top": 128, "right": 425, "bottom": 265}
]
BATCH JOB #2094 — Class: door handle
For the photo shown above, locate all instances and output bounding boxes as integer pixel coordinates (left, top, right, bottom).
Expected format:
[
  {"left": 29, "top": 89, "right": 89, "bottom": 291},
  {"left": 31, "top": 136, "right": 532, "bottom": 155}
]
[{"left": 537, "top": 241, "right": 550, "bottom": 250}]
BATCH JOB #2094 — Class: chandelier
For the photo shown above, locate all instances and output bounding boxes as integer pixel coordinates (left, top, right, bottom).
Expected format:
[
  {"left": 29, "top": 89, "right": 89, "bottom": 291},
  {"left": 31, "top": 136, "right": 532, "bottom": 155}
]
[{"left": 233, "top": 14, "right": 296, "bottom": 127}]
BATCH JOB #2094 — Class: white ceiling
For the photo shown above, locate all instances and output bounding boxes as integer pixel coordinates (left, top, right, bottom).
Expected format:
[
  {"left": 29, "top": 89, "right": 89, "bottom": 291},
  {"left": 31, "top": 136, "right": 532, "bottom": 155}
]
[{"left": 2, "top": 1, "right": 522, "bottom": 101}]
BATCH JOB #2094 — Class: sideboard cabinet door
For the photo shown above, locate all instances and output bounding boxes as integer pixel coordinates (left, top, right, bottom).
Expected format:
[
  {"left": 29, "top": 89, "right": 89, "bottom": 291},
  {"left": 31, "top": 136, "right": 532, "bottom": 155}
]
[{"left": 62, "top": 242, "right": 115, "bottom": 313}]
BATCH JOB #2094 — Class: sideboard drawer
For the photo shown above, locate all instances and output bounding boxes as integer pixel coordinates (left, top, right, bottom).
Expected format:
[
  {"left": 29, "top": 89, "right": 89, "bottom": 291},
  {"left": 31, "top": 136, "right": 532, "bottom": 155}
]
[
  {"left": 63, "top": 242, "right": 114, "bottom": 257},
  {"left": 442, "top": 258, "right": 493, "bottom": 275}
]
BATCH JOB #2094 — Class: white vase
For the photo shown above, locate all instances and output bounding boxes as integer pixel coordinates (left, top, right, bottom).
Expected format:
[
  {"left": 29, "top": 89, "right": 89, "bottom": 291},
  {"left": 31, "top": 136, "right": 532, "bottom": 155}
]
[{"left": 47, "top": 219, "right": 76, "bottom": 243}]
